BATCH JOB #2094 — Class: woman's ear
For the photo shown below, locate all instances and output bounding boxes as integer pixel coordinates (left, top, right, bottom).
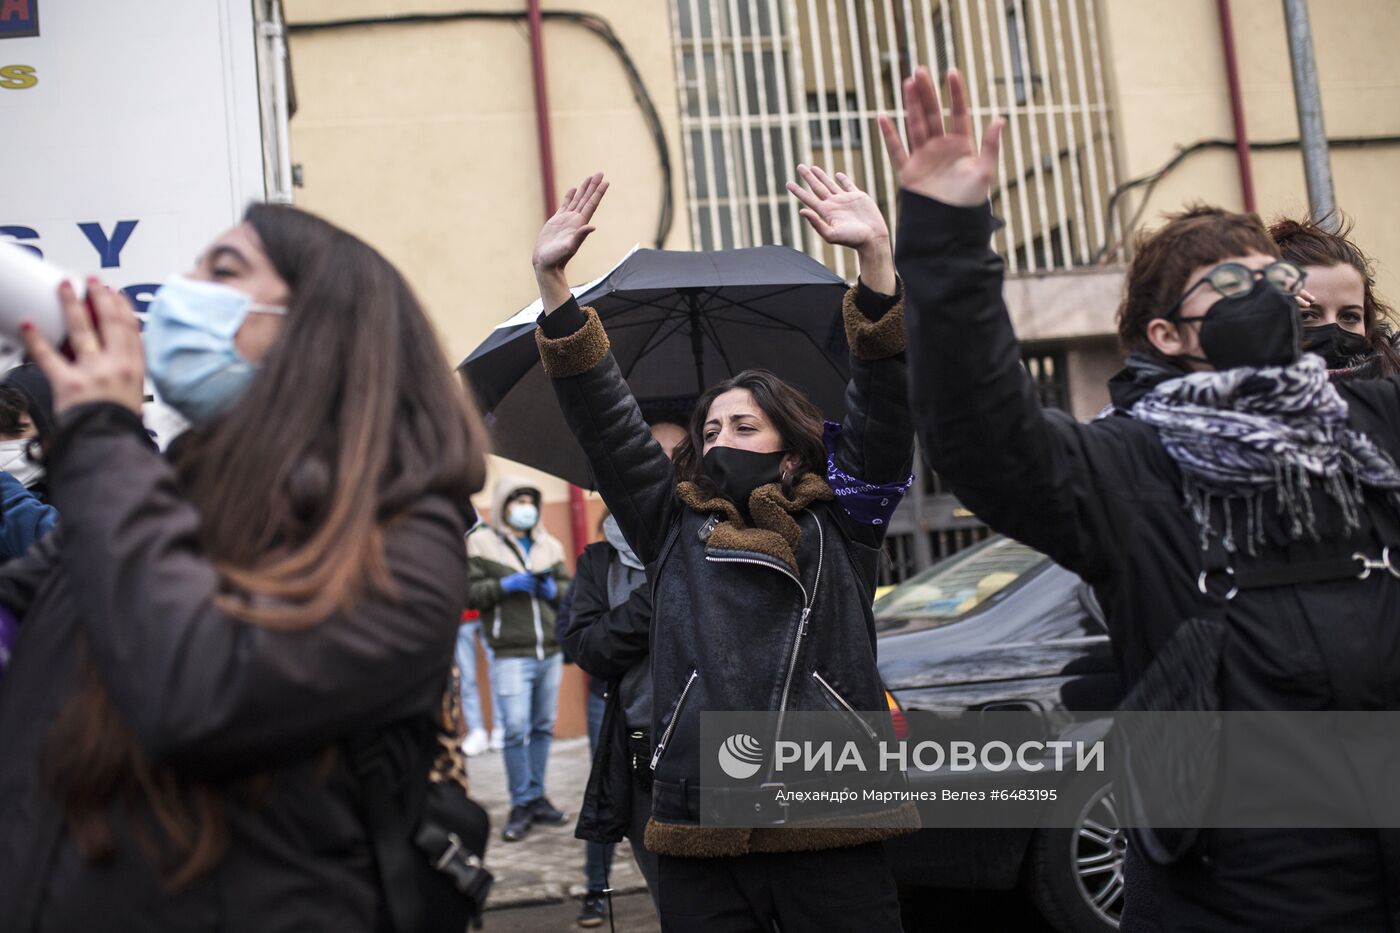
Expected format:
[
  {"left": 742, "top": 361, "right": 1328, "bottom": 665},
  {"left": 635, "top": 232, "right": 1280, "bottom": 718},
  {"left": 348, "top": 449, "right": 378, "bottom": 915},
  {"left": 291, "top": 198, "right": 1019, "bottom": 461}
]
[
  {"left": 781, "top": 452, "right": 800, "bottom": 475},
  {"left": 1145, "top": 317, "right": 1187, "bottom": 357}
]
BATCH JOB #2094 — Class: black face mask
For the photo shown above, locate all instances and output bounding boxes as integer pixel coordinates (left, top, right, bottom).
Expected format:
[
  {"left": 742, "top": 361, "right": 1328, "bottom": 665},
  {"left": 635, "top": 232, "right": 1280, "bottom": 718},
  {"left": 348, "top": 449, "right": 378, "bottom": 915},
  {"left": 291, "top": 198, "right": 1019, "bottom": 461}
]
[
  {"left": 1301, "top": 323, "right": 1369, "bottom": 369},
  {"left": 1173, "top": 278, "right": 1301, "bottom": 370},
  {"left": 702, "top": 446, "right": 786, "bottom": 510}
]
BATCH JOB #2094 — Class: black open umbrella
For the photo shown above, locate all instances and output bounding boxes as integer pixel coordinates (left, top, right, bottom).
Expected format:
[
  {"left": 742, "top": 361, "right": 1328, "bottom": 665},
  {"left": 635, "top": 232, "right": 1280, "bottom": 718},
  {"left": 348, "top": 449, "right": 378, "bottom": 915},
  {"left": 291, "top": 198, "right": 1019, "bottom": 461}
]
[{"left": 460, "top": 246, "right": 853, "bottom": 488}]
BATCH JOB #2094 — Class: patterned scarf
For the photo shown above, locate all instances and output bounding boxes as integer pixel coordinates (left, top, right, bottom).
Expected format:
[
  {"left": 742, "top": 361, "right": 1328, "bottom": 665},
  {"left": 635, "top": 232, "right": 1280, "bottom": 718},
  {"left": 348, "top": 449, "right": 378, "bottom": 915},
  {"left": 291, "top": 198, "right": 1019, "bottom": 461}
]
[{"left": 1128, "top": 354, "right": 1400, "bottom": 551}]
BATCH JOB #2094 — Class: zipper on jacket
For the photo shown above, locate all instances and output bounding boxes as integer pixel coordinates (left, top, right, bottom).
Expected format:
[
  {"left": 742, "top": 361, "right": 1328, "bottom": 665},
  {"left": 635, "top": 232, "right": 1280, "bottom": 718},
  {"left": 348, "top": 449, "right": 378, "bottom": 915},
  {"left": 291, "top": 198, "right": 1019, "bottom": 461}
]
[
  {"left": 813, "top": 670, "right": 878, "bottom": 742},
  {"left": 650, "top": 669, "right": 698, "bottom": 770},
  {"left": 772, "top": 515, "right": 824, "bottom": 753},
  {"left": 704, "top": 513, "right": 827, "bottom": 759}
]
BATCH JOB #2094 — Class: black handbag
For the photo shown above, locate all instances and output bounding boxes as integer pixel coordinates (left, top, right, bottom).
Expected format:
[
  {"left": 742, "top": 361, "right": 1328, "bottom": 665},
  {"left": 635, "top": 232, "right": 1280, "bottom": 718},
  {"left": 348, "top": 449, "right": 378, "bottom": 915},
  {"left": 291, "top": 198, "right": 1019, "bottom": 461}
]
[{"left": 344, "top": 715, "right": 494, "bottom": 932}]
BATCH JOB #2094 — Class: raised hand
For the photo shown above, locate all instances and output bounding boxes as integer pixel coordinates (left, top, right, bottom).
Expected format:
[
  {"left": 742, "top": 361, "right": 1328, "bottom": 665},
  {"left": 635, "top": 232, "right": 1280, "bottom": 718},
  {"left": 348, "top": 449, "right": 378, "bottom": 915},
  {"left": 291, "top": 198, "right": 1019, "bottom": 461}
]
[
  {"left": 787, "top": 164, "right": 897, "bottom": 295},
  {"left": 533, "top": 172, "right": 609, "bottom": 273},
  {"left": 786, "top": 165, "right": 890, "bottom": 251},
  {"left": 877, "top": 67, "right": 1004, "bottom": 207},
  {"left": 534, "top": 172, "right": 608, "bottom": 313}
]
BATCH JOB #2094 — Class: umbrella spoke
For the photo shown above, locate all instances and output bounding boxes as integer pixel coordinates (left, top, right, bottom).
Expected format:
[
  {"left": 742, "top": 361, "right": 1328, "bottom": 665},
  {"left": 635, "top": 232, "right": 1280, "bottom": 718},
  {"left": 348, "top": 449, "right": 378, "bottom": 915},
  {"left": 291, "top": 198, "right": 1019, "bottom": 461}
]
[
  {"left": 697, "top": 310, "right": 737, "bottom": 377},
  {"left": 623, "top": 312, "right": 692, "bottom": 381}
]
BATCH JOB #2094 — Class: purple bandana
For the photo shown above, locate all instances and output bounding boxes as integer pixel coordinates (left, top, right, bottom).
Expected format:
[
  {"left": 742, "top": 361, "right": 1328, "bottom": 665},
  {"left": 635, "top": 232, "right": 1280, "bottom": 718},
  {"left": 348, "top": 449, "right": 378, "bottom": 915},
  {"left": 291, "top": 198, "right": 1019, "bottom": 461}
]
[{"left": 823, "top": 421, "right": 913, "bottom": 527}]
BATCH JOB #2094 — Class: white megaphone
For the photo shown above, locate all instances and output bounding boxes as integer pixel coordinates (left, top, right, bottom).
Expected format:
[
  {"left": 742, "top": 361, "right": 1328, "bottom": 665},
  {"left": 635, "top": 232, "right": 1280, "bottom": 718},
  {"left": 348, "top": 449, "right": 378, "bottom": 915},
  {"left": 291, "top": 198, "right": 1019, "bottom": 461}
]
[{"left": 0, "top": 239, "right": 85, "bottom": 349}]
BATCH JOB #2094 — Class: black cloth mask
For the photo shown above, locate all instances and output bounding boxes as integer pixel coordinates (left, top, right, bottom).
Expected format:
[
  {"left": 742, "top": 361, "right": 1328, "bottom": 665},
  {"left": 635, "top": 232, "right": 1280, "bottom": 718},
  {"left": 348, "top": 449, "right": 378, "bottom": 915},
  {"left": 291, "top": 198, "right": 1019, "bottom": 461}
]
[
  {"left": 702, "top": 446, "right": 786, "bottom": 513},
  {"left": 1301, "top": 323, "right": 1369, "bottom": 369},
  {"left": 1174, "top": 278, "right": 1301, "bottom": 370}
]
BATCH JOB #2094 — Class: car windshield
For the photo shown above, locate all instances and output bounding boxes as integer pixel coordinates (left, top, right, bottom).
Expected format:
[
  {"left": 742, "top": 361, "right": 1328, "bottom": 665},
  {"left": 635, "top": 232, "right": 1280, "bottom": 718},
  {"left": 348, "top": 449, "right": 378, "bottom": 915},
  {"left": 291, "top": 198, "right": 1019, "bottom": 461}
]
[{"left": 874, "top": 536, "right": 1048, "bottom": 629}]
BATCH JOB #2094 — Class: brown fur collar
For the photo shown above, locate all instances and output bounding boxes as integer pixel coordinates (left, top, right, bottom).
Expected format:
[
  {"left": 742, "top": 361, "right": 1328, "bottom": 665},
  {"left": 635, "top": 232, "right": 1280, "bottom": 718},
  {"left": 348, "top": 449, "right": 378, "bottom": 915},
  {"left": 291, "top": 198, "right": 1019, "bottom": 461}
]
[
  {"left": 843, "top": 284, "right": 906, "bottom": 361},
  {"left": 535, "top": 305, "right": 610, "bottom": 378},
  {"left": 675, "top": 473, "right": 834, "bottom": 571},
  {"left": 643, "top": 802, "right": 920, "bottom": 857}
]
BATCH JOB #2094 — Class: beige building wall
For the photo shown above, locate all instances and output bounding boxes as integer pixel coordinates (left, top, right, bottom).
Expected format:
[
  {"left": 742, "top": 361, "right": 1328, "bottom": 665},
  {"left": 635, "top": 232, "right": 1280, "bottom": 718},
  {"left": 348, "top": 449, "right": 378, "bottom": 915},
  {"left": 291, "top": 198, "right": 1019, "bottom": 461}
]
[
  {"left": 283, "top": 0, "right": 690, "bottom": 512},
  {"left": 1098, "top": 0, "right": 1400, "bottom": 301}
]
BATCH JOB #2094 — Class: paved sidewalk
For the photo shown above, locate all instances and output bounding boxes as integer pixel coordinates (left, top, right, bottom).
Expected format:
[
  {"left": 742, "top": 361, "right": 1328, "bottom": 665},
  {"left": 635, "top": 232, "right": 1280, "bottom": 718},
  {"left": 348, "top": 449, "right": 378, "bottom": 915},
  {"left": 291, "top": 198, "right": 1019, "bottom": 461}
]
[{"left": 472, "top": 736, "right": 652, "bottom": 913}]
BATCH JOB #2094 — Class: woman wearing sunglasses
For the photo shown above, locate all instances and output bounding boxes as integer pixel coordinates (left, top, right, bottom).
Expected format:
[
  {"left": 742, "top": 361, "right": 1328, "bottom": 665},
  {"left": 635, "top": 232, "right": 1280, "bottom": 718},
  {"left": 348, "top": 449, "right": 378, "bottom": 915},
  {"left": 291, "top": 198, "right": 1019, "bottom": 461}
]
[{"left": 887, "top": 66, "right": 1400, "bottom": 932}]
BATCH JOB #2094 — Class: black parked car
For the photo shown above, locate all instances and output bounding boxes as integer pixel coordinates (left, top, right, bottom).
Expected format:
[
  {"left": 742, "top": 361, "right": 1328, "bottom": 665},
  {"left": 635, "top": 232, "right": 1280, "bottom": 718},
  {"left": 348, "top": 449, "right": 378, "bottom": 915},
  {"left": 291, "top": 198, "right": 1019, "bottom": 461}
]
[{"left": 876, "top": 535, "right": 1125, "bottom": 933}]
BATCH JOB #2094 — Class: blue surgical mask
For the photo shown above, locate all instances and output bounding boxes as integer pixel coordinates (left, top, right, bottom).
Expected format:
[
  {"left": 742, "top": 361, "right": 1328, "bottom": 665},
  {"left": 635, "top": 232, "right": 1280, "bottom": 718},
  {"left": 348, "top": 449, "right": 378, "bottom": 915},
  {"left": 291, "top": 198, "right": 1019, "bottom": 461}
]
[
  {"left": 144, "top": 275, "right": 287, "bottom": 425},
  {"left": 506, "top": 503, "right": 539, "bottom": 531}
]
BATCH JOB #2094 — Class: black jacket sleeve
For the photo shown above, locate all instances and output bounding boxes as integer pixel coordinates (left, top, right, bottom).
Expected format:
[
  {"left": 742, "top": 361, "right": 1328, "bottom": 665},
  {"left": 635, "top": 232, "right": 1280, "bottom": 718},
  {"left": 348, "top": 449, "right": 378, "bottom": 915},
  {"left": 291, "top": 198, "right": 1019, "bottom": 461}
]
[
  {"left": 559, "top": 545, "right": 651, "bottom": 681},
  {"left": 47, "top": 403, "right": 467, "bottom": 777},
  {"left": 834, "top": 281, "right": 917, "bottom": 489},
  {"left": 896, "top": 193, "right": 1121, "bottom": 581},
  {"left": 555, "top": 553, "right": 584, "bottom": 663},
  {"left": 537, "top": 299, "right": 678, "bottom": 563}
]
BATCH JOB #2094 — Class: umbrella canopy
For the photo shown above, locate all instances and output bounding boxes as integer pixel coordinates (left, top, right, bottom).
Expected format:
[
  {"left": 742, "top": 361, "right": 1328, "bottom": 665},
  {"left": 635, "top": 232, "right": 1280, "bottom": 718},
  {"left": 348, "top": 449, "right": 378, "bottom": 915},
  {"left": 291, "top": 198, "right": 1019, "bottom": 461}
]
[{"left": 461, "top": 245, "right": 852, "bottom": 488}]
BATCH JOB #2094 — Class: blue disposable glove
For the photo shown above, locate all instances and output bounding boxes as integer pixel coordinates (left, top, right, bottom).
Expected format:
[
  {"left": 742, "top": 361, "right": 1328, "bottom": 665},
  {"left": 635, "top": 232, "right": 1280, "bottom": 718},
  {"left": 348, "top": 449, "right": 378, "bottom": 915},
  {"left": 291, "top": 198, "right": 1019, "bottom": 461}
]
[
  {"left": 500, "top": 572, "right": 536, "bottom": 595},
  {"left": 535, "top": 573, "right": 559, "bottom": 601}
]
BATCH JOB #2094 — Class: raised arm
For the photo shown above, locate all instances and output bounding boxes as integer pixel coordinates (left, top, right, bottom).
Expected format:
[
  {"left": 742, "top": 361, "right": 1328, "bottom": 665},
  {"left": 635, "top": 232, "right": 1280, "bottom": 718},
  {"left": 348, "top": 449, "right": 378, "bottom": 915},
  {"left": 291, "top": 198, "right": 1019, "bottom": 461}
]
[
  {"left": 880, "top": 68, "right": 1117, "bottom": 579},
  {"left": 531, "top": 174, "right": 678, "bottom": 560},
  {"left": 787, "top": 165, "right": 915, "bottom": 535}
]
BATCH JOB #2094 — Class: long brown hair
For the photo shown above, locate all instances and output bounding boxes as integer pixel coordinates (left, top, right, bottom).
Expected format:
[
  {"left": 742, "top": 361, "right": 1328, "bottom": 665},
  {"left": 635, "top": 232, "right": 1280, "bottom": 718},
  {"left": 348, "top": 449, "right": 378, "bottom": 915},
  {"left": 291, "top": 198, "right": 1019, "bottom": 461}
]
[
  {"left": 670, "top": 369, "right": 826, "bottom": 501},
  {"left": 1269, "top": 215, "right": 1400, "bottom": 376},
  {"left": 42, "top": 203, "right": 489, "bottom": 887}
]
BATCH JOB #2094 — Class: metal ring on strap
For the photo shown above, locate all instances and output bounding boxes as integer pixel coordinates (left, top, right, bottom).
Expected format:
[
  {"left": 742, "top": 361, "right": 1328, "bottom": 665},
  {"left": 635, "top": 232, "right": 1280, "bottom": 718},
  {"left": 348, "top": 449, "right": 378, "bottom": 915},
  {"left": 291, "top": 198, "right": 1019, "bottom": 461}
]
[
  {"left": 1197, "top": 566, "right": 1238, "bottom": 601},
  {"left": 1352, "top": 547, "right": 1400, "bottom": 580}
]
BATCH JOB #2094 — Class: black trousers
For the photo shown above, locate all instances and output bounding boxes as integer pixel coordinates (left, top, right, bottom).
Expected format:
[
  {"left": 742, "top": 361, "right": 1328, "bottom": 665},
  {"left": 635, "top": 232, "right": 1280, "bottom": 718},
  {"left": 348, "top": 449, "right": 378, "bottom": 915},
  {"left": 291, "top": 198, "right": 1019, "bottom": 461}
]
[{"left": 655, "top": 842, "right": 902, "bottom": 933}]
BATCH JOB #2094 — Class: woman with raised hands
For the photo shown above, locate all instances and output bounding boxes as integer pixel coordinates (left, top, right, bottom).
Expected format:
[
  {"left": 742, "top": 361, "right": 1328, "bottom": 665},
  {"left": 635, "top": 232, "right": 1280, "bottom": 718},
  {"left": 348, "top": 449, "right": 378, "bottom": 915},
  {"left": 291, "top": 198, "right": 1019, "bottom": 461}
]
[
  {"left": 531, "top": 169, "right": 915, "bottom": 931},
  {"left": 0, "top": 204, "right": 489, "bottom": 932},
  {"left": 887, "top": 66, "right": 1400, "bottom": 932}
]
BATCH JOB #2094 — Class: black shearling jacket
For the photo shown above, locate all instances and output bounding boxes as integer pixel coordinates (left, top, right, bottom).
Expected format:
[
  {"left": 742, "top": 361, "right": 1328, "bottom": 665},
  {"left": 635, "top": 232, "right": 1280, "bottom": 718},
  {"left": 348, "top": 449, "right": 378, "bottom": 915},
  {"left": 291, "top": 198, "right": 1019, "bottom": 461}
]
[{"left": 537, "top": 283, "right": 918, "bottom": 858}]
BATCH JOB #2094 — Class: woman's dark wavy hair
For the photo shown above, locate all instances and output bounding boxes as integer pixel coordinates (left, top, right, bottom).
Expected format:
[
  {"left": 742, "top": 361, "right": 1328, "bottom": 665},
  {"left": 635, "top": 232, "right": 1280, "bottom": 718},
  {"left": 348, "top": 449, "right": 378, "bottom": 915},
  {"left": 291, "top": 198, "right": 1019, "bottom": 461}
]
[
  {"left": 670, "top": 369, "right": 826, "bottom": 501},
  {"left": 1269, "top": 214, "right": 1400, "bottom": 377},
  {"left": 42, "top": 203, "right": 490, "bottom": 889}
]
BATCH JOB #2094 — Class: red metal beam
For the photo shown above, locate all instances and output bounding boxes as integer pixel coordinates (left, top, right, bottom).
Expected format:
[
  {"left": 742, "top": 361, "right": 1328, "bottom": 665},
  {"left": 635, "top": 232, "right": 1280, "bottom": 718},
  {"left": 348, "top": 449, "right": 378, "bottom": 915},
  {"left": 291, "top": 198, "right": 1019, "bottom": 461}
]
[
  {"left": 1217, "top": 0, "right": 1258, "bottom": 213},
  {"left": 526, "top": 0, "right": 591, "bottom": 556}
]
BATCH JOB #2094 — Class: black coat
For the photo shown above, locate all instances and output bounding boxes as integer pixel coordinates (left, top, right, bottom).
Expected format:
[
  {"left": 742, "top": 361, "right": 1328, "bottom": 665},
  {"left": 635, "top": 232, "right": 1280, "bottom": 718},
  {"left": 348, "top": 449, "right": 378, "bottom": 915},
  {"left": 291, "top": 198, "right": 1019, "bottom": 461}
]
[
  {"left": 897, "top": 192, "right": 1400, "bottom": 931},
  {"left": 536, "top": 284, "right": 917, "bottom": 858},
  {"left": 559, "top": 541, "right": 653, "bottom": 844},
  {"left": 0, "top": 404, "right": 468, "bottom": 933}
]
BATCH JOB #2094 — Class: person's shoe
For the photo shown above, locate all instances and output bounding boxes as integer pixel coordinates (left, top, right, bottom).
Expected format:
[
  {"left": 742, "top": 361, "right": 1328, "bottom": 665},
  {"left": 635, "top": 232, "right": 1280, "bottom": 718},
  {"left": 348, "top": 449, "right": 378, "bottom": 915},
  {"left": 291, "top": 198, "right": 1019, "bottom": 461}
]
[
  {"left": 462, "top": 728, "right": 489, "bottom": 757},
  {"left": 489, "top": 726, "right": 505, "bottom": 750},
  {"left": 529, "top": 796, "right": 568, "bottom": 825},
  {"left": 576, "top": 891, "right": 607, "bottom": 928},
  {"left": 502, "top": 804, "right": 533, "bottom": 842}
]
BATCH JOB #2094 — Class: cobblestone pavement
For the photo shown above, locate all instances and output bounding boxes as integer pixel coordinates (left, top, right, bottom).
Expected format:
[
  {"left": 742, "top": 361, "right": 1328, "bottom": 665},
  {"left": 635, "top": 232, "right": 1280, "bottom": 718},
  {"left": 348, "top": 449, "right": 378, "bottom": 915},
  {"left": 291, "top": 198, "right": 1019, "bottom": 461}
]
[{"left": 472, "top": 737, "right": 653, "bottom": 914}]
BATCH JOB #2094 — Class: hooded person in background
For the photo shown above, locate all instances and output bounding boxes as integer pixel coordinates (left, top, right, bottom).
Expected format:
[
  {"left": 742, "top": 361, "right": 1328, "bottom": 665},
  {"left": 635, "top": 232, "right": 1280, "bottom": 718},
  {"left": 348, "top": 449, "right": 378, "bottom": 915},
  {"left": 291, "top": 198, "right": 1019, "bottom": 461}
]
[
  {"left": 467, "top": 477, "right": 571, "bottom": 842},
  {"left": 1270, "top": 216, "right": 1400, "bottom": 381},
  {"left": 556, "top": 420, "right": 686, "bottom": 927}
]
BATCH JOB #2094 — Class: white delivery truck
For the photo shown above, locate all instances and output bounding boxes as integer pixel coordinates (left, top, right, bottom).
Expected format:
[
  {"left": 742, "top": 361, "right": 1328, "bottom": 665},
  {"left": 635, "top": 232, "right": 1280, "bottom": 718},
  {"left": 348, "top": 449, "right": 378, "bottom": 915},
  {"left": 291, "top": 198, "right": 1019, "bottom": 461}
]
[{"left": 0, "top": 0, "right": 294, "bottom": 442}]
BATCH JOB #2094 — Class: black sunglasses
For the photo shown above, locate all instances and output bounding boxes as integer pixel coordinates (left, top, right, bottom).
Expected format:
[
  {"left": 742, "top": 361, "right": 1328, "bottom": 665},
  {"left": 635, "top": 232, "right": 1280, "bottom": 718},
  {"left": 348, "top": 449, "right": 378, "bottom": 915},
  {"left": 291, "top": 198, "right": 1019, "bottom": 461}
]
[{"left": 1167, "top": 260, "right": 1307, "bottom": 320}]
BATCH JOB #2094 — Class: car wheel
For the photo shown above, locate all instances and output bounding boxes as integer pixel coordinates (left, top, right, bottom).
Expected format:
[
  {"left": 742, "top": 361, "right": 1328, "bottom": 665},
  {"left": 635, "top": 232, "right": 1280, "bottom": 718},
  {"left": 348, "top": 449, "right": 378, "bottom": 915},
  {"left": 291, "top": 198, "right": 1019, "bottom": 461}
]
[{"left": 1024, "top": 778, "right": 1125, "bottom": 932}]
